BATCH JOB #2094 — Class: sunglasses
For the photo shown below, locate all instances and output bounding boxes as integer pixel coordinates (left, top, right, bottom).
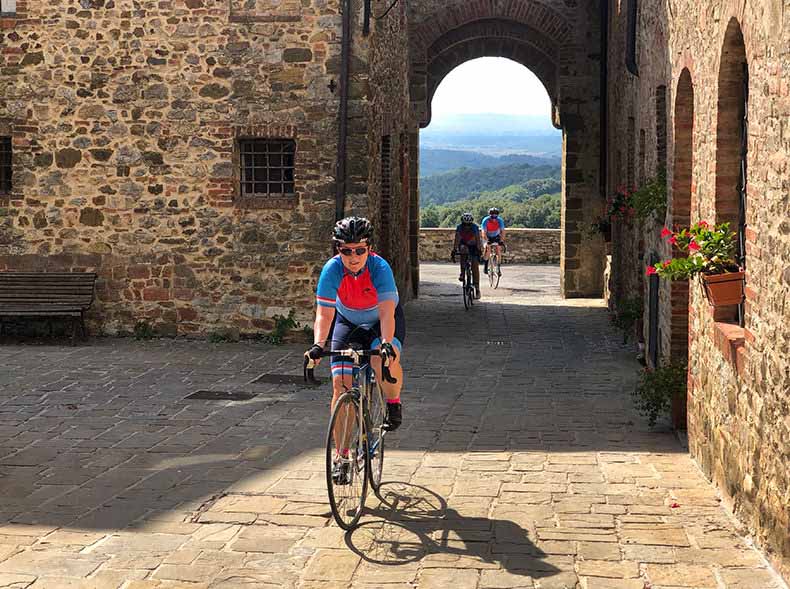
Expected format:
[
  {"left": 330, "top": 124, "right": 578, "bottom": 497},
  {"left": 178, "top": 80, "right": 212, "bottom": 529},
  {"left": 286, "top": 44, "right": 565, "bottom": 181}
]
[{"left": 338, "top": 246, "right": 369, "bottom": 256}]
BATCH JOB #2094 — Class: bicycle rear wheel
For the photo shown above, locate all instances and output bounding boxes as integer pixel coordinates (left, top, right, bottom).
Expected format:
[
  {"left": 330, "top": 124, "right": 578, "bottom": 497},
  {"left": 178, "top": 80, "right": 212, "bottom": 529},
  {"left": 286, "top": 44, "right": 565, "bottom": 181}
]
[
  {"left": 326, "top": 391, "right": 368, "bottom": 530},
  {"left": 365, "top": 372, "right": 386, "bottom": 497}
]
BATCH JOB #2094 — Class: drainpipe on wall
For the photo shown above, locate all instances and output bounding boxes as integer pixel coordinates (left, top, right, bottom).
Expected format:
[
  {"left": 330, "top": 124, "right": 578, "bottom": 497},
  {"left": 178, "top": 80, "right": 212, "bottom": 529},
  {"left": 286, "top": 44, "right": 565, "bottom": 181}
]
[
  {"left": 600, "top": 0, "right": 609, "bottom": 198},
  {"left": 335, "top": 0, "right": 353, "bottom": 221}
]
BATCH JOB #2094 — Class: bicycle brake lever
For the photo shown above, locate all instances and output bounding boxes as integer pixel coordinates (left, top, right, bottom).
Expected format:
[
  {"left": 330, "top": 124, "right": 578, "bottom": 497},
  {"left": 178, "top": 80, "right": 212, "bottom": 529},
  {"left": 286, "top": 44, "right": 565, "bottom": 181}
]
[
  {"left": 382, "top": 364, "right": 398, "bottom": 385},
  {"left": 303, "top": 356, "right": 320, "bottom": 384}
]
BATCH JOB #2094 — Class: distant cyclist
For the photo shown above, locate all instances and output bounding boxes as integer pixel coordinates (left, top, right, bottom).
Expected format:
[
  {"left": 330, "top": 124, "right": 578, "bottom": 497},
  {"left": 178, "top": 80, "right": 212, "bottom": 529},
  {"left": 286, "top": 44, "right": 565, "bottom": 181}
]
[
  {"left": 480, "top": 207, "right": 506, "bottom": 276},
  {"left": 304, "top": 217, "right": 404, "bottom": 483},
  {"left": 452, "top": 212, "right": 482, "bottom": 299}
]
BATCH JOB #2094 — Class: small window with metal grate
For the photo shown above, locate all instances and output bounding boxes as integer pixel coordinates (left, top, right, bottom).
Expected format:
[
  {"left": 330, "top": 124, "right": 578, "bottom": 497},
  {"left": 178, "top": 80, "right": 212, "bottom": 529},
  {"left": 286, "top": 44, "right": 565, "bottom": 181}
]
[
  {"left": 0, "top": 137, "right": 12, "bottom": 194},
  {"left": 0, "top": 0, "right": 16, "bottom": 16},
  {"left": 239, "top": 138, "right": 295, "bottom": 196}
]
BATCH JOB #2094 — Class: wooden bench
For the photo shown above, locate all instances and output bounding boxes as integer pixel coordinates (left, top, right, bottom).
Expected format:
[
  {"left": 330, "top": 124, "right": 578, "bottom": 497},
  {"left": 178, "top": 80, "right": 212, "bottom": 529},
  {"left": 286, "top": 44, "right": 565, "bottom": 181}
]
[{"left": 0, "top": 272, "right": 97, "bottom": 344}]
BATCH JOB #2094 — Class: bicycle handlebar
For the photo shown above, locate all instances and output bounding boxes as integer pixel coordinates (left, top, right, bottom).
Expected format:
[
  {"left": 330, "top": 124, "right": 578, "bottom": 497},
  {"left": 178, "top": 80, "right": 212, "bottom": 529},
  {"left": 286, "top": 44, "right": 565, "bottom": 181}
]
[{"left": 303, "top": 348, "right": 398, "bottom": 385}]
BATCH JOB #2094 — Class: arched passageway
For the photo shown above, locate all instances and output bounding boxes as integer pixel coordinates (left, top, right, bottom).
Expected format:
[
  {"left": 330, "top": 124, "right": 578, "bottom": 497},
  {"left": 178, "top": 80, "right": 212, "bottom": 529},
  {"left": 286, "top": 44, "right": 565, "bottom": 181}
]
[{"left": 408, "top": 1, "right": 605, "bottom": 299}]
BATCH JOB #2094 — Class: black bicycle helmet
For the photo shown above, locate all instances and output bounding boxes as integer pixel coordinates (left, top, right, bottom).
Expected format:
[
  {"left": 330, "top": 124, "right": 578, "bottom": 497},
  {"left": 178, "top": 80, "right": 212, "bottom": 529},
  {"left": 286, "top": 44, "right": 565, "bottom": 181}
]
[
  {"left": 488, "top": 207, "right": 500, "bottom": 215},
  {"left": 333, "top": 216, "right": 373, "bottom": 244},
  {"left": 461, "top": 212, "right": 474, "bottom": 224}
]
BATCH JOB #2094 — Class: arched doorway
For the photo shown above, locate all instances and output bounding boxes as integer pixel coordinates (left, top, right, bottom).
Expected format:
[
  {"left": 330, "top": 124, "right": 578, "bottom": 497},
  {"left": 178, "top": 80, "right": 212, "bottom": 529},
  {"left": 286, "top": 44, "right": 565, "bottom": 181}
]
[
  {"left": 408, "top": 1, "right": 604, "bottom": 298},
  {"left": 669, "top": 68, "right": 694, "bottom": 428},
  {"left": 714, "top": 18, "right": 748, "bottom": 325}
]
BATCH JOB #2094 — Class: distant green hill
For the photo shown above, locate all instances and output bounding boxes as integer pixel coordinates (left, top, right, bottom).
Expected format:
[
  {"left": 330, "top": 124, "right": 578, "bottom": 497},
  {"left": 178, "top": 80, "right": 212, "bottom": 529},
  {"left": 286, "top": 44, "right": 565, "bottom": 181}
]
[
  {"left": 421, "top": 192, "right": 560, "bottom": 230},
  {"left": 420, "top": 162, "right": 561, "bottom": 206},
  {"left": 419, "top": 148, "right": 560, "bottom": 177}
]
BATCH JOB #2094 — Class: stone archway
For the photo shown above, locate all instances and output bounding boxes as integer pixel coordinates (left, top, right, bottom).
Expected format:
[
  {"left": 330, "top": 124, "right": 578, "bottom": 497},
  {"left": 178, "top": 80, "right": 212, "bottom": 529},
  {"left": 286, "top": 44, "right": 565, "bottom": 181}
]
[{"left": 408, "top": 0, "right": 604, "bottom": 298}]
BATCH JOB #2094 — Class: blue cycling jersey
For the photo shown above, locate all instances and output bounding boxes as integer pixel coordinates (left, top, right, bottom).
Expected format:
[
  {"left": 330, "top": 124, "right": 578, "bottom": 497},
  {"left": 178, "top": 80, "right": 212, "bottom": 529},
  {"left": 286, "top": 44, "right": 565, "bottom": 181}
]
[
  {"left": 316, "top": 253, "right": 399, "bottom": 328},
  {"left": 481, "top": 215, "right": 505, "bottom": 237}
]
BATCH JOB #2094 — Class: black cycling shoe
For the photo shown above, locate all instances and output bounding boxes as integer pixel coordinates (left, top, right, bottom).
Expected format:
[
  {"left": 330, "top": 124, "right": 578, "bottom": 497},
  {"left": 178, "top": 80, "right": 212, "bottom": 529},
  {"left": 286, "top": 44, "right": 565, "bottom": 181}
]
[
  {"left": 458, "top": 273, "right": 464, "bottom": 282},
  {"left": 331, "top": 459, "right": 352, "bottom": 485},
  {"left": 383, "top": 402, "right": 402, "bottom": 432}
]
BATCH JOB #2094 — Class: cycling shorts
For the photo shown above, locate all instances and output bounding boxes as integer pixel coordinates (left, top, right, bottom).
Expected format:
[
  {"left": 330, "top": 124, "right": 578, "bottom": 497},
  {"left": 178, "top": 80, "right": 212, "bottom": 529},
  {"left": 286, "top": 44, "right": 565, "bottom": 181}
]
[
  {"left": 458, "top": 242, "right": 481, "bottom": 258},
  {"left": 486, "top": 235, "right": 503, "bottom": 245},
  {"left": 328, "top": 304, "right": 406, "bottom": 377}
]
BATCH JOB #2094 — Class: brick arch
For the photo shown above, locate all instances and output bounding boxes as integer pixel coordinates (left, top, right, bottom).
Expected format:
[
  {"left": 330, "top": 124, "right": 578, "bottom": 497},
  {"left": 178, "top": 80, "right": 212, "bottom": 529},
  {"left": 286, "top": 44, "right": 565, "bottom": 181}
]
[
  {"left": 424, "top": 20, "right": 560, "bottom": 125},
  {"left": 668, "top": 67, "right": 693, "bottom": 386},
  {"left": 411, "top": 1, "right": 572, "bottom": 54},
  {"left": 714, "top": 18, "right": 747, "bottom": 230},
  {"left": 673, "top": 68, "right": 694, "bottom": 229}
]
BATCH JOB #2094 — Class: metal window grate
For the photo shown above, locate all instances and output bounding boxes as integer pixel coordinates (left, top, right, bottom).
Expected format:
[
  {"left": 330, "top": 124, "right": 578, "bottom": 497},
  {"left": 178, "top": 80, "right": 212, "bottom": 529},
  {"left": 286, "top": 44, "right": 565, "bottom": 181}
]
[
  {"left": 239, "top": 139, "right": 295, "bottom": 196},
  {"left": 0, "top": 137, "right": 11, "bottom": 194},
  {"left": 0, "top": 0, "right": 16, "bottom": 15}
]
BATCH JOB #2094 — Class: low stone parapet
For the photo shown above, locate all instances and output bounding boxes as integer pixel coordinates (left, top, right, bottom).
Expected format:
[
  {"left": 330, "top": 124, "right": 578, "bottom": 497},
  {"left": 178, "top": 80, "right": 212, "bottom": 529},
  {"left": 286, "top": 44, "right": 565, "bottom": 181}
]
[{"left": 419, "top": 227, "right": 560, "bottom": 263}]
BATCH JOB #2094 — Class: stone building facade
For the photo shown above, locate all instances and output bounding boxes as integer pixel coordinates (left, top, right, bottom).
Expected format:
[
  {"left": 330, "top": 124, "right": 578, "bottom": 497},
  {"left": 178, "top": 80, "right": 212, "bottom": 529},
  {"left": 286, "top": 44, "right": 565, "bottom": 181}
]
[
  {"left": 607, "top": 0, "right": 789, "bottom": 577},
  {"left": 1, "top": 0, "right": 788, "bottom": 578},
  {"left": 0, "top": 0, "right": 412, "bottom": 335}
]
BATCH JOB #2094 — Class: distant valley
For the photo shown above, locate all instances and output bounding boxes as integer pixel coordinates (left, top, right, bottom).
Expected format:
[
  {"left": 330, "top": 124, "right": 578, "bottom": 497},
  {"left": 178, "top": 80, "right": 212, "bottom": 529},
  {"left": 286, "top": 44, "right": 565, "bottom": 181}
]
[{"left": 418, "top": 114, "right": 563, "bottom": 230}]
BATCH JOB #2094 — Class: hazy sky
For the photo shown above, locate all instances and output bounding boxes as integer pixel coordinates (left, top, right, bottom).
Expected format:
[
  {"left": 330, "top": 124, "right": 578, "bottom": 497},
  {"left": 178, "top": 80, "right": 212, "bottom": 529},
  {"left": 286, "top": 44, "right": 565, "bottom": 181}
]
[{"left": 430, "top": 57, "right": 552, "bottom": 119}]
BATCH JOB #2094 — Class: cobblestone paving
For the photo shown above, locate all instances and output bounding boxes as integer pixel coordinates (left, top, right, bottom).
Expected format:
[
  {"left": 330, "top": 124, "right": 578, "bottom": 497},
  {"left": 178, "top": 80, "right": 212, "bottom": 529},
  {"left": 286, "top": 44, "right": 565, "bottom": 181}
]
[{"left": 0, "top": 264, "right": 786, "bottom": 589}]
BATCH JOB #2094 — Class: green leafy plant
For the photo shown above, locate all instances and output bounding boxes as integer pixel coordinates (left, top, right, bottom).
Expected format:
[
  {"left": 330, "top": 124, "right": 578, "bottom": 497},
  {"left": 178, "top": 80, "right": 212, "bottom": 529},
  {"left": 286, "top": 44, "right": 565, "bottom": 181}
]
[
  {"left": 647, "top": 221, "right": 739, "bottom": 280},
  {"left": 606, "top": 186, "right": 636, "bottom": 222},
  {"left": 579, "top": 217, "right": 612, "bottom": 241},
  {"left": 208, "top": 331, "right": 230, "bottom": 343},
  {"left": 632, "top": 363, "right": 687, "bottom": 427},
  {"left": 611, "top": 296, "right": 642, "bottom": 344},
  {"left": 631, "top": 174, "right": 667, "bottom": 221},
  {"left": 262, "top": 309, "right": 300, "bottom": 345},
  {"left": 133, "top": 320, "right": 155, "bottom": 340}
]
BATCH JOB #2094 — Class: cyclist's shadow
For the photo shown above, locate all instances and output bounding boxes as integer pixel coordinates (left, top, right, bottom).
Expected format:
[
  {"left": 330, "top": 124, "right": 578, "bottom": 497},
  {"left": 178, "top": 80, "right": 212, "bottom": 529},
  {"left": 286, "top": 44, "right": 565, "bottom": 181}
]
[{"left": 345, "top": 481, "right": 561, "bottom": 580}]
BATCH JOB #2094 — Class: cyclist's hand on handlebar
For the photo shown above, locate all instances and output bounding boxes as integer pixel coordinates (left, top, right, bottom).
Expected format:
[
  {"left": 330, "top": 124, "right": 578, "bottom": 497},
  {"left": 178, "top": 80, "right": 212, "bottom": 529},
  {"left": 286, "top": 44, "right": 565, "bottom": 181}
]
[
  {"left": 379, "top": 342, "right": 397, "bottom": 365},
  {"left": 304, "top": 343, "right": 324, "bottom": 366}
]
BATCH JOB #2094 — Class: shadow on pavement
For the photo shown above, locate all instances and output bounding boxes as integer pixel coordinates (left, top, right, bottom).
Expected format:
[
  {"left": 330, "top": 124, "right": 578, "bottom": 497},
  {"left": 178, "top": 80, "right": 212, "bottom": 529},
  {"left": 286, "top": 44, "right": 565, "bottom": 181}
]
[
  {"left": 0, "top": 265, "right": 684, "bottom": 535},
  {"left": 345, "top": 482, "right": 561, "bottom": 580}
]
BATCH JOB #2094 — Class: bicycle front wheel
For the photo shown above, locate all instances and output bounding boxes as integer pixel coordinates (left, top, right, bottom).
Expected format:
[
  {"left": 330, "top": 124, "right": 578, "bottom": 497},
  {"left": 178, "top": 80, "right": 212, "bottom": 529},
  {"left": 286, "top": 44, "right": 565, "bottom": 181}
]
[
  {"left": 488, "top": 255, "right": 496, "bottom": 288},
  {"left": 326, "top": 391, "right": 368, "bottom": 530},
  {"left": 365, "top": 374, "right": 386, "bottom": 497},
  {"left": 492, "top": 255, "right": 501, "bottom": 289}
]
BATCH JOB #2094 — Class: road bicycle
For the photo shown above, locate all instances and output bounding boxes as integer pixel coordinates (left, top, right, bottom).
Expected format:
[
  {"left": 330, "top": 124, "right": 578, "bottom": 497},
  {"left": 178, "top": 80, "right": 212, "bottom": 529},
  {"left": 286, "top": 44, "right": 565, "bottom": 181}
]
[
  {"left": 486, "top": 241, "right": 506, "bottom": 289},
  {"left": 452, "top": 249, "right": 476, "bottom": 310},
  {"left": 304, "top": 347, "right": 396, "bottom": 530}
]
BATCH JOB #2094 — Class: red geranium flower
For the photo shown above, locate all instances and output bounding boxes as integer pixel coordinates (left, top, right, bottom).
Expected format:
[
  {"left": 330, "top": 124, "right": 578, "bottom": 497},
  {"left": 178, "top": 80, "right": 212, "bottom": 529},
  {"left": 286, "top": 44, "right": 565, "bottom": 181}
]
[
  {"left": 698, "top": 220, "right": 709, "bottom": 228},
  {"left": 669, "top": 236, "right": 677, "bottom": 245},
  {"left": 660, "top": 227, "right": 672, "bottom": 239},
  {"left": 688, "top": 240, "right": 701, "bottom": 252},
  {"left": 662, "top": 260, "right": 671, "bottom": 268},
  {"left": 646, "top": 266, "right": 657, "bottom": 276}
]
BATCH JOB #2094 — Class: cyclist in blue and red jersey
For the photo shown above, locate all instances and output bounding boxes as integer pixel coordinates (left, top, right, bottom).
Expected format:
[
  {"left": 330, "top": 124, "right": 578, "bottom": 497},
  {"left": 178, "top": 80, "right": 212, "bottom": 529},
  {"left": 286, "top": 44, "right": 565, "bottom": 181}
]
[
  {"left": 304, "top": 217, "right": 404, "bottom": 483},
  {"left": 480, "top": 207, "right": 506, "bottom": 276},
  {"left": 452, "top": 212, "right": 482, "bottom": 299}
]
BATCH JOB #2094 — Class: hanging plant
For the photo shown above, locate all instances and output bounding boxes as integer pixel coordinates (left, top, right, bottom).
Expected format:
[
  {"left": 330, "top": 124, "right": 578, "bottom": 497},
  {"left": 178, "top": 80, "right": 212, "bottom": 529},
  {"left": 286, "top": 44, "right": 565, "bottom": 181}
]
[
  {"left": 606, "top": 186, "right": 636, "bottom": 222},
  {"left": 646, "top": 221, "right": 744, "bottom": 307},
  {"left": 631, "top": 173, "right": 667, "bottom": 221}
]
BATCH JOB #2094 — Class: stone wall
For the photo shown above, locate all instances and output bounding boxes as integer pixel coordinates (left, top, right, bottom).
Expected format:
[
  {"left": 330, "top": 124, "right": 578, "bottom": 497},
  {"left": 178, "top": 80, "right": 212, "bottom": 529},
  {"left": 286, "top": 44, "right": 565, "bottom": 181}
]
[
  {"left": 607, "top": 0, "right": 790, "bottom": 578},
  {"left": 0, "top": 1, "right": 414, "bottom": 336},
  {"left": 419, "top": 228, "right": 560, "bottom": 264}
]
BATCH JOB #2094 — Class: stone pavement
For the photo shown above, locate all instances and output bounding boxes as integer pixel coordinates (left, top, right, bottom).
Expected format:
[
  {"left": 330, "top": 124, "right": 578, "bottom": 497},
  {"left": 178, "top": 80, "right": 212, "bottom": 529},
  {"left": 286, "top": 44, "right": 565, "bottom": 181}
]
[{"left": 0, "top": 263, "right": 785, "bottom": 589}]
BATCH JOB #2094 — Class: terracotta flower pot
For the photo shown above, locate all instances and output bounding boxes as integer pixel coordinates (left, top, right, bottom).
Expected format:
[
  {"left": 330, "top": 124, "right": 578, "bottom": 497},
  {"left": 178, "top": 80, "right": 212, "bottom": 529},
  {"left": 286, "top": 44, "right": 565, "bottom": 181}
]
[{"left": 701, "top": 270, "right": 745, "bottom": 307}]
